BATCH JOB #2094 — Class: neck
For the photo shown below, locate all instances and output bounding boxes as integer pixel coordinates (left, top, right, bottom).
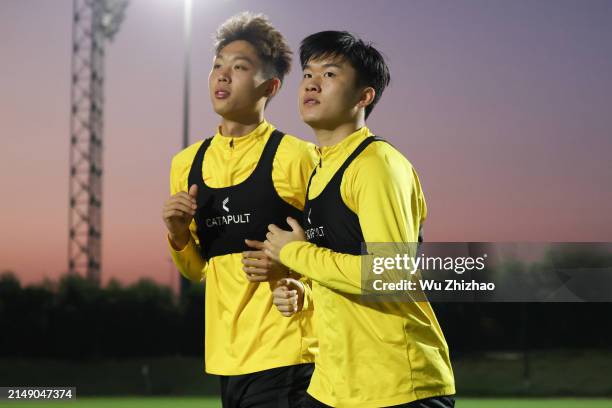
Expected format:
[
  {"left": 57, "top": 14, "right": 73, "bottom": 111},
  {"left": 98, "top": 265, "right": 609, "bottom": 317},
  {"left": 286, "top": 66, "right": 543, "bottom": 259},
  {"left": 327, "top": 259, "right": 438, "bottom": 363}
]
[
  {"left": 219, "top": 113, "right": 264, "bottom": 137},
  {"left": 314, "top": 118, "right": 365, "bottom": 147}
]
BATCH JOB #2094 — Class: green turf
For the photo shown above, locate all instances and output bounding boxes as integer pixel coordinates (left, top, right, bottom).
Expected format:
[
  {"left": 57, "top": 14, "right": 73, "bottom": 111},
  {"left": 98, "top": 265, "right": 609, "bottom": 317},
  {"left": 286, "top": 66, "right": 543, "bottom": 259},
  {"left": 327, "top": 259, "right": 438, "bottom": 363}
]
[
  {"left": 0, "top": 397, "right": 218, "bottom": 407},
  {"left": 458, "top": 399, "right": 612, "bottom": 408},
  {"left": 3, "top": 351, "right": 612, "bottom": 397},
  {"left": 2, "top": 398, "right": 612, "bottom": 408}
]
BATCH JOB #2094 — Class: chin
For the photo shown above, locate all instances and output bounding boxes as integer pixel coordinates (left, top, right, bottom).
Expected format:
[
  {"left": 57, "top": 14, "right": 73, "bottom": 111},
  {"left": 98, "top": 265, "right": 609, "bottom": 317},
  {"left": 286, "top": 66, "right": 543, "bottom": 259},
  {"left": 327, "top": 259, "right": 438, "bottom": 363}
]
[
  {"left": 302, "top": 118, "right": 317, "bottom": 128},
  {"left": 212, "top": 103, "right": 230, "bottom": 117},
  {"left": 303, "top": 115, "right": 329, "bottom": 129},
  {"left": 301, "top": 112, "right": 319, "bottom": 125}
]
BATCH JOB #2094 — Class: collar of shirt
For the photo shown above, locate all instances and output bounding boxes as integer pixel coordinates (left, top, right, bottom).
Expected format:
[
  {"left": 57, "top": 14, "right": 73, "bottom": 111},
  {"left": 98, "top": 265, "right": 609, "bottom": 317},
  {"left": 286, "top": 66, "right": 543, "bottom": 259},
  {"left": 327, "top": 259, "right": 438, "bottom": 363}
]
[
  {"left": 211, "top": 120, "right": 271, "bottom": 151},
  {"left": 315, "top": 126, "right": 373, "bottom": 167}
]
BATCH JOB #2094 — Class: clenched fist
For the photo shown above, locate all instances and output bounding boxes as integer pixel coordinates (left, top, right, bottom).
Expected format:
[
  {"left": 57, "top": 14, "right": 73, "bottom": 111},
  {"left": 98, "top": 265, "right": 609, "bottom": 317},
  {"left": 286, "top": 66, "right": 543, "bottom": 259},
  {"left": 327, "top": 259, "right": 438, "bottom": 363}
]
[
  {"left": 163, "top": 184, "right": 198, "bottom": 250},
  {"left": 272, "top": 278, "right": 305, "bottom": 317}
]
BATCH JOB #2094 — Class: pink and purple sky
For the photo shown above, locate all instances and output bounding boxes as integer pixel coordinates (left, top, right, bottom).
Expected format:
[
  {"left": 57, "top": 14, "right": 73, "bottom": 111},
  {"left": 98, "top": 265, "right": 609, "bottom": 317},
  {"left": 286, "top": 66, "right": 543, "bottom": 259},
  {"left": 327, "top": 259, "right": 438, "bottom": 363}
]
[{"left": 1, "top": 0, "right": 611, "bottom": 286}]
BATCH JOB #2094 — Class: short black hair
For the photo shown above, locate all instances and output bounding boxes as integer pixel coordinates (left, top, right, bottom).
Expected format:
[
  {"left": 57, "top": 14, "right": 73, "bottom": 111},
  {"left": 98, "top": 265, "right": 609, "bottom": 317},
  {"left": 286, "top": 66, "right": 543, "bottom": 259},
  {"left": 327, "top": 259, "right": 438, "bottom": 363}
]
[
  {"left": 299, "top": 31, "right": 390, "bottom": 119},
  {"left": 214, "top": 12, "right": 292, "bottom": 83}
]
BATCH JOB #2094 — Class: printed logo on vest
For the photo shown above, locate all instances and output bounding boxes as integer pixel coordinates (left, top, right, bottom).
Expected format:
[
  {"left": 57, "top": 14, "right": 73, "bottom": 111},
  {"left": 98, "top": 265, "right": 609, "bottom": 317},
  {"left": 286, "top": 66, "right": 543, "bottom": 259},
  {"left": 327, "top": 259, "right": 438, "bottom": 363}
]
[
  {"left": 305, "top": 208, "right": 324, "bottom": 240},
  {"left": 305, "top": 226, "right": 325, "bottom": 240},
  {"left": 205, "top": 213, "right": 252, "bottom": 227},
  {"left": 204, "top": 196, "right": 251, "bottom": 227}
]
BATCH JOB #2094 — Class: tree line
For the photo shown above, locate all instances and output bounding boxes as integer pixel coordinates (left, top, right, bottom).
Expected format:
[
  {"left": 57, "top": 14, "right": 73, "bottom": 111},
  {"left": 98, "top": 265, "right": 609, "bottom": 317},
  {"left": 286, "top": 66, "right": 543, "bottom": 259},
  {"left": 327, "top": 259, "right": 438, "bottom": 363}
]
[
  {"left": 0, "top": 272, "right": 204, "bottom": 359},
  {"left": 1, "top": 252, "right": 611, "bottom": 360}
]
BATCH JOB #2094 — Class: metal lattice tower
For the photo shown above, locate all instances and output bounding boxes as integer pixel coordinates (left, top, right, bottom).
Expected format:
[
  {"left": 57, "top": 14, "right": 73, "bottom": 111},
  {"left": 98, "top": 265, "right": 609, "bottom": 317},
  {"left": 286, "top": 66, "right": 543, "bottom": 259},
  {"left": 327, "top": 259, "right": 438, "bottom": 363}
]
[{"left": 68, "top": 0, "right": 128, "bottom": 284}]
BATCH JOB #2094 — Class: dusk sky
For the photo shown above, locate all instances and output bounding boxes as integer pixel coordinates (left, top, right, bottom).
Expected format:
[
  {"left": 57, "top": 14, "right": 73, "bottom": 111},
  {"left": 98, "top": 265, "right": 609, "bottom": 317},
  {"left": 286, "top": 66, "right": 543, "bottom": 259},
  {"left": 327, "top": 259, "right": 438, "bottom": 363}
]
[{"left": 1, "top": 0, "right": 611, "bottom": 286}]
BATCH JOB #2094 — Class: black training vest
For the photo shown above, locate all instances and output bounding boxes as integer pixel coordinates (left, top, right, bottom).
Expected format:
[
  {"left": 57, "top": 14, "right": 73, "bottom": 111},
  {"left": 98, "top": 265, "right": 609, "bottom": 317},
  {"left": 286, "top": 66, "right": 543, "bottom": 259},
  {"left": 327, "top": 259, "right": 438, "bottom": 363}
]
[
  {"left": 303, "top": 136, "right": 385, "bottom": 255},
  {"left": 188, "top": 130, "right": 302, "bottom": 261}
]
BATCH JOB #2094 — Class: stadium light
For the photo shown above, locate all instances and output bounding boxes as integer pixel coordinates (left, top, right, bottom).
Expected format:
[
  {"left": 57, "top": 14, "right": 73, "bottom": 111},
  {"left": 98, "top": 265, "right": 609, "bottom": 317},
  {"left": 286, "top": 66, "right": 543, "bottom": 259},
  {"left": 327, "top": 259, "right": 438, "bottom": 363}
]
[
  {"left": 182, "top": 0, "right": 192, "bottom": 149},
  {"left": 180, "top": 0, "right": 193, "bottom": 297}
]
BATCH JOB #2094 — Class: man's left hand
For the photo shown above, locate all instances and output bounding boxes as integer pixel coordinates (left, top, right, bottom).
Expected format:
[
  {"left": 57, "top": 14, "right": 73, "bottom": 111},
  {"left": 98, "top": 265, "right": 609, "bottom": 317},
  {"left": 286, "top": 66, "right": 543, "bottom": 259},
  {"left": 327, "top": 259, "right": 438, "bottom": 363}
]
[{"left": 264, "top": 217, "right": 306, "bottom": 262}]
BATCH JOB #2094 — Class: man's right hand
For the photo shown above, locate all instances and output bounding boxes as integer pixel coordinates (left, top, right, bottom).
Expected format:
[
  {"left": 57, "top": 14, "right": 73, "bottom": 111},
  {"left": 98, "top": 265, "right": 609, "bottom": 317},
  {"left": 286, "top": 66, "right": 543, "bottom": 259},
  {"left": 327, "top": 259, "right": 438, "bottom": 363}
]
[
  {"left": 163, "top": 184, "right": 198, "bottom": 250},
  {"left": 242, "top": 239, "right": 290, "bottom": 283},
  {"left": 272, "top": 278, "right": 305, "bottom": 317}
]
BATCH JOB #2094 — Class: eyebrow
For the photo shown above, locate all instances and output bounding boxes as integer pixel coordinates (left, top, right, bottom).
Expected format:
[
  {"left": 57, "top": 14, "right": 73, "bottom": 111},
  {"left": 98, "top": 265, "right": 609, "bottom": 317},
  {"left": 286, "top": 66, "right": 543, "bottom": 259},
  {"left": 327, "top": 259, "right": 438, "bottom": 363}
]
[
  {"left": 303, "top": 63, "right": 343, "bottom": 70},
  {"left": 215, "top": 54, "right": 254, "bottom": 65}
]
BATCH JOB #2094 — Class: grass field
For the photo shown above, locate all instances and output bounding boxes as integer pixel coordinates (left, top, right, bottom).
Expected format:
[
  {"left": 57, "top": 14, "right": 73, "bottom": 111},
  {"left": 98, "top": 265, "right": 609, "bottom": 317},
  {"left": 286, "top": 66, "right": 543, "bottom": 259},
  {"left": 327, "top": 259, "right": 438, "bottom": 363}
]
[
  {"left": 2, "top": 398, "right": 612, "bottom": 407},
  {"left": 2, "top": 351, "right": 611, "bottom": 398}
]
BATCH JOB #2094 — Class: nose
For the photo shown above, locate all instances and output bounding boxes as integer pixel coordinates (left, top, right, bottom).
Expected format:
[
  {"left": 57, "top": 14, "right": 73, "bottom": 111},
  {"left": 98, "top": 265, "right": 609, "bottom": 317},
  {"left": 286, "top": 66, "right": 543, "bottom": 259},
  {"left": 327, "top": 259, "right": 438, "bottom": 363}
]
[
  {"left": 216, "top": 67, "right": 231, "bottom": 84},
  {"left": 304, "top": 78, "right": 320, "bottom": 93}
]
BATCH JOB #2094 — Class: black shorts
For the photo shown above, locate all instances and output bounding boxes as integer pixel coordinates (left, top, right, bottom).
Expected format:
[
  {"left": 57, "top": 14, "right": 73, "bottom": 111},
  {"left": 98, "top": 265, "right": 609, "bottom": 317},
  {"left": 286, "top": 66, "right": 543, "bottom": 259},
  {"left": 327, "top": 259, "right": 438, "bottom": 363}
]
[
  {"left": 301, "top": 393, "right": 455, "bottom": 408},
  {"left": 219, "top": 363, "right": 314, "bottom": 408}
]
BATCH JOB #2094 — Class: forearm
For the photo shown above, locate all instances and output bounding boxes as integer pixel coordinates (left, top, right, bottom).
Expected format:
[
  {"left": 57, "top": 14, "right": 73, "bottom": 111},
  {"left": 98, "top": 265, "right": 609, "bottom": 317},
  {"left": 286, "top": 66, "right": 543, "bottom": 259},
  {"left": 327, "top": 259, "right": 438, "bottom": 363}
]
[
  {"left": 280, "top": 241, "right": 363, "bottom": 295},
  {"left": 168, "top": 235, "right": 206, "bottom": 282}
]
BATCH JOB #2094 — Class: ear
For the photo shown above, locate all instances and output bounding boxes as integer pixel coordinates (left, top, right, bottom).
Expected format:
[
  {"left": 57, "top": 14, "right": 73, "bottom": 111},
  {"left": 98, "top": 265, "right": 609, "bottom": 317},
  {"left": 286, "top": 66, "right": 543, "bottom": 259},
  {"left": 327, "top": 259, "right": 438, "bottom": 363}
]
[
  {"left": 357, "top": 86, "right": 376, "bottom": 110},
  {"left": 265, "top": 77, "right": 282, "bottom": 99}
]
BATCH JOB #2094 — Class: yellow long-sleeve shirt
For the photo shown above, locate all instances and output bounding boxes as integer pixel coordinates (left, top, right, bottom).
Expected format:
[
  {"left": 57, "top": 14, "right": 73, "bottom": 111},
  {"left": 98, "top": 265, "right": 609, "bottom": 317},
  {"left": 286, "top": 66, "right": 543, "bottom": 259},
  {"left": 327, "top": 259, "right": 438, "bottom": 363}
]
[
  {"left": 280, "top": 127, "right": 455, "bottom": 407},
  {"left": 168, "top": 120, "right": 317, "bottom": 375}
]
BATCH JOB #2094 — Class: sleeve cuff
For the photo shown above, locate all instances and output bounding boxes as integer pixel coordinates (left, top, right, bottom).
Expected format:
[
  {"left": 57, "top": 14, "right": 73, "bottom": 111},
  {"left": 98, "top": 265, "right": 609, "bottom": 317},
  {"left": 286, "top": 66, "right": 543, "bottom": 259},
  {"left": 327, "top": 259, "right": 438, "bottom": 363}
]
[
  {"left": 299, "top": 278, "right": 314, "bottom": 312},
  {"left": 167, "top": 234, "right": 193, "bottom": 253}
]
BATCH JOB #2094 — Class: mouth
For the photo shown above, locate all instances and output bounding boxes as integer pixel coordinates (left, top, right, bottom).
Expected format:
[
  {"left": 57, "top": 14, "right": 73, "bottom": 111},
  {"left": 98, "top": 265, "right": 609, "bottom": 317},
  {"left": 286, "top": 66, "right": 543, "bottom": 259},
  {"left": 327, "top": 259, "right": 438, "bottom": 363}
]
[
  {"left": 214, "top": 90, "right": 230, "bottom": 99},
  {"left": 303, "top": 97, "right": 320, "bottom": 106}
]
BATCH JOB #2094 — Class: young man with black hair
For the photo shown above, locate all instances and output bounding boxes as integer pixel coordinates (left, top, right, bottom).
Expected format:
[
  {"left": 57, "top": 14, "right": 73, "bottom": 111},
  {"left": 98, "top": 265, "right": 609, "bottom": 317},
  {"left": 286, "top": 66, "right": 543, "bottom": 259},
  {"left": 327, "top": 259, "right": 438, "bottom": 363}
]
[
  {"left": 162, "top": 13, "right": 317, "bottom": 408},
  {"left": 265, "top": 31, "right": 456, "bottom": 407}
]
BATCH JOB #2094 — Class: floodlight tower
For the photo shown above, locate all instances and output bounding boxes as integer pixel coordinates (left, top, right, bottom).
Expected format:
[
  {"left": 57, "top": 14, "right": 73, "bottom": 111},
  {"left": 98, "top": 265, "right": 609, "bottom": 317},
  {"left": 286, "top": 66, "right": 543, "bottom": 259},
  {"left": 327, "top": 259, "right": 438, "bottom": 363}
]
[
  {"left": 68, "top": 0, "right": 128, "bottom": 284},
  {"left": 179, "top": 0, "right": 193, "bottom": 297}
]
